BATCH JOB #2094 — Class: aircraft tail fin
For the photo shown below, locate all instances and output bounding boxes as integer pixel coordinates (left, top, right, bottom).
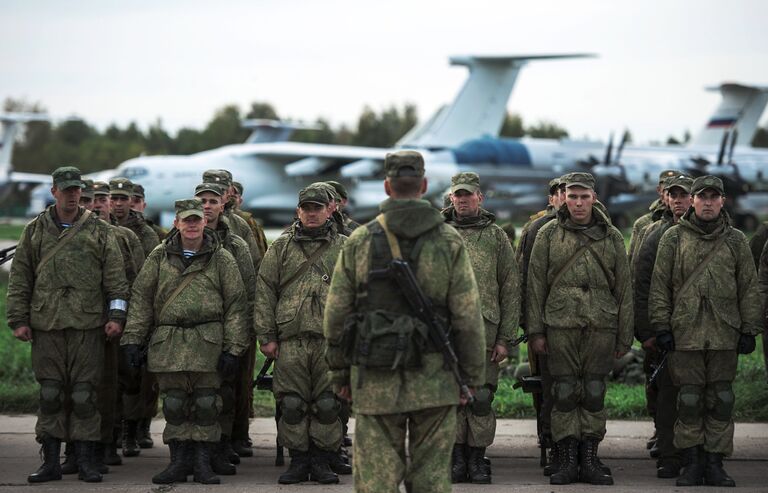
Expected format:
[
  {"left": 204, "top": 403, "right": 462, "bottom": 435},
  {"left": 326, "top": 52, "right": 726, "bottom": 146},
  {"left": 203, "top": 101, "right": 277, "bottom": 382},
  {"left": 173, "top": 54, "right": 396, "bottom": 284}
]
[
  {"left": 397, "top": 54, "right": 594, "bottom": 150},
  {"left": 690, "top": 83, "right": 768, "bottom": 147},
  {"left": 0, "top": 113, "right": 49, "bottom": 182}
]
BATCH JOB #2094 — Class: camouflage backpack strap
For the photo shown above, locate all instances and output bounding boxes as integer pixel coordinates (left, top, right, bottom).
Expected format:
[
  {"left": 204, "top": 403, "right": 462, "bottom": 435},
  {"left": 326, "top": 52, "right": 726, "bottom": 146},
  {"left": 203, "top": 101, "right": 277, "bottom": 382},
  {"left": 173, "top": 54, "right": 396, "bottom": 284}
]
[
  {"left": 35, "top": 209, "right": 93, "bottom": 276},
  {"left": 549, "top": 234, "right": 598, "bottom": 290},
  {"left": 582, "top": 236, "right": 616, "bottom": 292},
  {"left": 158, "top": 270, "right": 202, "bottom": 321},
  {"left": 375, "top": 214, "right": 403, "bottom": 259},
  {"left": 278, "top": 240, "right": 332, "bottom": 293},
  {"left": 673, "top": 233, "right": 729, "bottom": 305}
]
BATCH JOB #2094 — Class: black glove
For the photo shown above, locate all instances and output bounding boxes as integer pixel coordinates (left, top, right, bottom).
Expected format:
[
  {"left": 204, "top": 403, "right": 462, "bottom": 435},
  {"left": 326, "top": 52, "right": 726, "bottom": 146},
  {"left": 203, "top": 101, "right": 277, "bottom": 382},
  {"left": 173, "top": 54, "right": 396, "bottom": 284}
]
[
  {"left": 737, "top": 334, "right": 756, "bottom": 355},
  {"left": 217, "top": 352, "right": 239, "bottom": 377},
  {"left": 122, "top": 344, "right": 144, "bottom": 368},
  {"left": 655, "top": 331, "right": 675, "bottom": 352}
]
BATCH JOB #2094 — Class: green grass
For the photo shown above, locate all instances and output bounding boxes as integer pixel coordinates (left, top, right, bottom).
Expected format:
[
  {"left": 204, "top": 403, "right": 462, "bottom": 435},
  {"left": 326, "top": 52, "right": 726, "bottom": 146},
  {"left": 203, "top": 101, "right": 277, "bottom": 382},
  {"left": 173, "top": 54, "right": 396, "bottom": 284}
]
[{"left": 0, "top": 223, "right": 25, "bottom": 241}]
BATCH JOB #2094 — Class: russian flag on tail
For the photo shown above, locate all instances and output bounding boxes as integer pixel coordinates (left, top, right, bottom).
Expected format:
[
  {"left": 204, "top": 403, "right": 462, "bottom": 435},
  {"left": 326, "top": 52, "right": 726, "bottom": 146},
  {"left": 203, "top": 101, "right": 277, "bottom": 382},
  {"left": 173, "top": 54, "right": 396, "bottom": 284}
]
[{"left": 707, "top": 117, "right": 737, "bottom": 128}]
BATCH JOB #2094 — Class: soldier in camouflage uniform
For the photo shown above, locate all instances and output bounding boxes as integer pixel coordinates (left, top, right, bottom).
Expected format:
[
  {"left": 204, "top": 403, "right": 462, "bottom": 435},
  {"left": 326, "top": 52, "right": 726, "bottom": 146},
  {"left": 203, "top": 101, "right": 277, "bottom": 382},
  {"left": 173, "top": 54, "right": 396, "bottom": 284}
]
[
  {"left": 757, "top": 236, "right": 768, "bottom": 383},
  {"left": 121, "top": 199, "right": 249, "bottom": 485},
  {"left": 254, "top": 185, "right": 346, "bottom": 484},
  {"left": 628, "top": 169, "right": 681, "bottom": 261},
  {"left": 232, "top": 180, "right": 269, "bottom": 257},
  {"left": 194, "top": 181, "right": 256, "bottom": 472},
  {"left": 323, "top": 150, "right": 486, "bottom": 493},
  {"left": 749, "top": 221, "right": 768, "bottom": 377},
  {"left": 649, "top": 175, "right": 761, "bottom": 487},
  {"left": 311, "top": 181, "right": 353, "bottom": 236},
  {"left": 8, "top": 166, "right": 129, "bottom": 484},
  {"left": 443, "top": 172, "right": 521, "bottom": 484},
  {"left": 527, "top": 172, "right": 633, "bottom": 486},
  {"left": 326, "top": 180, "right": 361, "bottom": 232},
  {"left": 110, "top": 176, "right": 161, "bottom": 455},
  {"left": 131, "top": 184, "right": 167, "bottom": 240},
  {"left": 632, "top": 175, "right": 692, "bottom": 478}
]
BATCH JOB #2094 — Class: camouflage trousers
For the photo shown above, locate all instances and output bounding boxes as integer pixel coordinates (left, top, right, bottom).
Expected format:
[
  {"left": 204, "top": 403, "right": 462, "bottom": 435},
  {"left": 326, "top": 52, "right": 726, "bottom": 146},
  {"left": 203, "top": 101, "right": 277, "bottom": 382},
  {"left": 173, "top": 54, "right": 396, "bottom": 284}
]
[
  {"left": 455, "top": 352, "right": 499, "bottom": 447},
  {"left": 154, "top": 372, "right": 221, "bottom": 443},
  {"left": 96, "top": 337, "right": 120, "bottom": 443},
  {"left": 668, "top": 350, "right": 738, "bottom": 455},
  {"left": 547, "top": 328, "right": 615, "bottom": 442},
  {"left": 654, "top": 354, "right": 680, "bottom": 460},
  {"left": 231, "top": 341, "right": 256, "bottom": 441},
  {"left": 31, "top": 328, "right": 104, "bottom": 442},
  {"left": 273, "top": 336, "right": 342, "bottom": 452},
  {"left": 354, "top": 406, "right": 456, "bottom": 493}
]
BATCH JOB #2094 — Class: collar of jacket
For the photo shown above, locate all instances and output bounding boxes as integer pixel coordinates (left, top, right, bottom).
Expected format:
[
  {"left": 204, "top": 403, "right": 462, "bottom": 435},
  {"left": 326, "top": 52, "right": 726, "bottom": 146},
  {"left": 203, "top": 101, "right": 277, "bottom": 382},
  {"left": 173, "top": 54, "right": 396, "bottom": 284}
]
[
  {"left": 649, "top": 197, "right": 664, "bottom": 212},
  {"left": 441, "top": 206, "right": 496, "bottom": 229},
  {"left": 47, "top": 205, "right": 86, "bottom": 234},
  {"left": 651, "top": 205, "right": 669, "bottom": 221},
  {"left": 380, "top": 198, "right": 444, "bottom": 239},
  {"left": 679, "top": 207, "right": 730, "bottom": 239},
  {"left": 556, "top": 204, "right": 610, "bottom": 240},
  {"left": 122, "top": 209, "right": 147, "bottom": 227},
  {"left": 291, "top": 220, "right": 335, "bottom": 242},
  {"left": 164, "top": 228, "right": 219, "bottom": 271}
]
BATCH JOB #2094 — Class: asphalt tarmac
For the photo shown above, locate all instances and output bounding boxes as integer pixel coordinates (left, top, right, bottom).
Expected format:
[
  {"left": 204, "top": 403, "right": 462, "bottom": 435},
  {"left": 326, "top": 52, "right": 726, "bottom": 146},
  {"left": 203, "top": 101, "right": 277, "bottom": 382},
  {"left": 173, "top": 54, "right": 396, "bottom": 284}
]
[{"left": 1, "top": 416, "right": 766, "bottom": 492}]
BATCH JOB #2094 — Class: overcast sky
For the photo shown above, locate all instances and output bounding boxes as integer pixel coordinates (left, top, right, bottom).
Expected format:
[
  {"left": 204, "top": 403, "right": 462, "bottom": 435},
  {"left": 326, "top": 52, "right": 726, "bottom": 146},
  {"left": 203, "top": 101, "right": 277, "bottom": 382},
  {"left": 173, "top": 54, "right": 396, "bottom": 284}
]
[{"left": 2, "top": 0, "right": 767, "bottom": 145}]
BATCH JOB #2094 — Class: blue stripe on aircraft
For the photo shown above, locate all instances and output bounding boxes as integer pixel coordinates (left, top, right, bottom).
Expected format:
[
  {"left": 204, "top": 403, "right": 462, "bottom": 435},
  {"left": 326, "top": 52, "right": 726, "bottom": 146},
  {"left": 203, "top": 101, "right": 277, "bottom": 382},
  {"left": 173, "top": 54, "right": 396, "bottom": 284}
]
[{"left": 452, "top": 138, "right": 532, "bottom": 166}]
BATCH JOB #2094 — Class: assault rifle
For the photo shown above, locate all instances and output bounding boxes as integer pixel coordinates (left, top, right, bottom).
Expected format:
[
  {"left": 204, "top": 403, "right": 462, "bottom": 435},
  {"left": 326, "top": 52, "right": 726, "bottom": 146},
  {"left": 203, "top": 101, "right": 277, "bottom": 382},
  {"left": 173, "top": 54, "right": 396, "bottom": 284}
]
[
  {"left": 252, "top": 357, "right": 284, "bottom": 466},
  {"left": 647, "top": 351, "right": 668, "bottom": 388},
  {"left": 369, "top": 258, "right": 474, "bottom": 403},
  {"left": 0, "top": 244, "right": 16, "bottom": 266}
]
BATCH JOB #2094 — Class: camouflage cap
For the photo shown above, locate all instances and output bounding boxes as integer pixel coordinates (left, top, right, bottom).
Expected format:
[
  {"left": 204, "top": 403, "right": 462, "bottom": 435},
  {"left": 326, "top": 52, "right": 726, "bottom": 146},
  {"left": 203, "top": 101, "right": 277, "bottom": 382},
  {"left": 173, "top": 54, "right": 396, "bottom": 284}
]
[
  {"left": 132, "top": 184, "right": 145, "bottom": 198},
  {"left": 93, "top": 181, "right": 110, "bottom": 196},
  {"left": 691, "top": 175, "right": 725, "bottom": 196},
  {"left": 664, "top": 174, "right": 693, "bottom": 193},
  {"left": 658, "top": 169, "right": 683, "bottom": 183},
  {"left": 298, "top": 185, "right": 330, "bottom": 206},
  {"left": 52, "top": 166, "right": 84, "bottom": 190},
  {"left": 81, "top": 179, "right": 95, "bottom": 199},
  {"left": 308, "top": 182, "right": 338, "bottom": 202},
  {"left": 232, "top": 181, "right": 244, "bottom": 195},
  {"left": 384, "top": 150, "right": 425, "bottom": 177},
  {"left": 548, "top": 177, "right": 561, "bottom": 194},
  {"left": 451, "top": 172, "right": 480, "bottom": 193},
  {"left": 325, "top": 180, "right": 348, "bottom": 200},
  {"left": 195, "top": 182, "right": 225, "bottom": 197},
  {"left": 202, "top": 169, "right": 232, "bottom": 188},
  {"left": 109, "top": 177, "right": 134, "bottom": 197},
  {"left": 562, "top": 172, "right": 596, "bottom": 190},
  {"left": 175, "top": 198, "right": 205, "bottom": 219}
]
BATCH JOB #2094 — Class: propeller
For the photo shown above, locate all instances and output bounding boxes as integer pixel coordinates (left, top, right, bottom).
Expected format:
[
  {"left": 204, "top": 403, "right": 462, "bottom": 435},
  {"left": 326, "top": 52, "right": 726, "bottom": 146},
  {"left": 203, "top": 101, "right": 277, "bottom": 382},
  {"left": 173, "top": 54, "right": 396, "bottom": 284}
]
[
  {"left": 615, "top": 129, "right": 630, "bottom": 165},
  {"left": 603, "top": 132, "right": 614, "bottom": 165}
]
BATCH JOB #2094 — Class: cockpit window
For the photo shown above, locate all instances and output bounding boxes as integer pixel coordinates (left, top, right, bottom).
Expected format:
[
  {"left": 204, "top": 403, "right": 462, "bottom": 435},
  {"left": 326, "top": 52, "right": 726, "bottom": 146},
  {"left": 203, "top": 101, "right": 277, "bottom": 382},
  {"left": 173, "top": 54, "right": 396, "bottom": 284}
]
[{"left": 123, "top": 167, "right": 149, "bottom": 179}]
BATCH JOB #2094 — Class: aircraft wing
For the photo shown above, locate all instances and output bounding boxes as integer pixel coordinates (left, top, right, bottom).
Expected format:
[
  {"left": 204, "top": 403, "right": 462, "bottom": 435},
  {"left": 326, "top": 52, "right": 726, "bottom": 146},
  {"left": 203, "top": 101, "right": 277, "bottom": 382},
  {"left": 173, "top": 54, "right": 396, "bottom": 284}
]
[
  {"left": 222, "top": 142, "right": 389, "bottom": 161},
  {"left": 9, "top": 171, "right": 51, "bottom": 184}
]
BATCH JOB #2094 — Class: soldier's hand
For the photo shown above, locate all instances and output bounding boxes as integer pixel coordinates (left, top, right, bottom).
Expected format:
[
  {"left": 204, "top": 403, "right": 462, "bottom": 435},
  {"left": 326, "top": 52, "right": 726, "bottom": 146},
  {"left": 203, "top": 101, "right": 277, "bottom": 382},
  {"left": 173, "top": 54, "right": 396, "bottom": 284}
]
[
  {"left": 491, "top": 343, "right": 509, "bottom": 363},
  {"left": 737, "top": 334, "right": 756, "bottom": 355},
  {"left": 656, "top": 331, "right": 675, "bottom": 352},
  {"left": 641, "top": 337, "right": 657, "bottom": 352},
  {"left": 104, "top": 321, "right": 123, "bottom": 339},
  {"left": 13, "top": 326, "right": 32, "bottom": 342},
  {"left": 336, "top": 385, "right": 352, "bottom": 402},
  {"left": 614, "top": 350, "right": 627, "bottom": 359},
  {"left": 459, "top": 386, "right": 476, "bottom": 406},
  {"left": 529, "top": 335, "right": 548, "bottom": 355},
  {"left": 122, "top": 344, "right": 143, "bottom": 368},
  {"left": 217, "top": 352, "right": 240, "bottom": 377},
  {"left": 260, "top": 341, "right": 279, "bottom": 359}
]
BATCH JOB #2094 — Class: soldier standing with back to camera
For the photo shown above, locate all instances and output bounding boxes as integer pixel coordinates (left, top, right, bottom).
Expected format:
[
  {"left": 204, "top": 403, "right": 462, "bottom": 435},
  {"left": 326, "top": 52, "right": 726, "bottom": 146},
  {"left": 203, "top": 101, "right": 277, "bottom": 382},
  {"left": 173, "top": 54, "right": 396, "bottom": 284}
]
[
  {"left": 649, "top": 175, "right": 760, "bottom": 487},
  {"left": 323, "top": 150, "right": 486, "bottom": 493},
  {"left": 443, "top": 172, "right": 521, "bottom": 484},
  {"left": 527, "top": 172, "right": 633, "bottom": 486},
  {"left": 8, "top": 167, "right": 129, "bottom": 484}
]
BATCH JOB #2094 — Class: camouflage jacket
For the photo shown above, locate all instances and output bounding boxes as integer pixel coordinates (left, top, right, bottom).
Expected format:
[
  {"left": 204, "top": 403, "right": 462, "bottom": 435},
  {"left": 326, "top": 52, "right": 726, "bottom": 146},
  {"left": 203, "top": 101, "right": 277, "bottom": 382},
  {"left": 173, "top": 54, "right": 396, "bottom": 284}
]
[
  {"left": 630, "top": 205, "right": 667, "bottom": 270},
  {"left": 7, "top": 206, "right": 128, "bottom": 331},
  {"left": 649, "top": 210, "right": 761, "bottom": 350},
  {"left": 757, "top": 239, "right": 768, "bottom": 326},
  {"left": 749, "top": 221, "right": 768, "bottom": 269},
  {"left": 342, "top": 211, "right": 360, "bottom": 232},
  {"left": 516, "top": 205, "right": 557, "bottom": 329},
  {"left": 628, "top": 198, "right": 664, "bottom": 259},
  {"left": 254, "top": 221, "right": 346, "bottom": 344},
  {"left": 107, "top": 218, "right": 145, "bottom": 286},
  {"left": 118, "top": 210, "right": 160, "bottom": 258},
  {"left": 323, "top": 198, "right": 485, "bottom": 414},
  {"left": 121, "top": 230, "right": 249, "bottom": 372},
  {"left": 526, "top": 206, "right": 634, "bottom": 353},
  {"left": 145, "top": 217, "right": 167, "bottom": 241},
  {"left": 443, "top": 207, "right": 520, "bottom": 349},
  {"left": 223, "top": 209, "right": 262, "bottom": 271},
  {"left": 213, "top": 220, "right": 256, "bottom": 340},
  {"left": 232, "top": 207, "right": 269, "bottom": 257}
]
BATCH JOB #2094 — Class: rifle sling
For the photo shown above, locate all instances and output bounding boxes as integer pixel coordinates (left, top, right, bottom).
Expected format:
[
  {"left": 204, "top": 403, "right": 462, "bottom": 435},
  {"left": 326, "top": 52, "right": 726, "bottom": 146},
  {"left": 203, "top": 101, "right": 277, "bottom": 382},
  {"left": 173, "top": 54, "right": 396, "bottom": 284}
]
[
  {"left": 278, "top": 240, "right": 331, "bottom": 293},
  {"left": 35, "top": 209, "right": 92, "bottom": 276},
  {"left": 376, "top": 214, "right": 403, "bottom": 259},
  {"left": 549, "top": 236, "right": 597, "bottom": 290},
  {"left": 159, "top": 269, "right": 202, "bottom": 322},
  {"left": 673, "top": 233, "right": 728, "bottom": 306}
]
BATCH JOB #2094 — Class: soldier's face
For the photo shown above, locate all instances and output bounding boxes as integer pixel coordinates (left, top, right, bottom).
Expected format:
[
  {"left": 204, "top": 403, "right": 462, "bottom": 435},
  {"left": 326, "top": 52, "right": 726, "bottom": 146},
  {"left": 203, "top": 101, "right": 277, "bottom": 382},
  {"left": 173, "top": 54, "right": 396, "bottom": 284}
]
[
  {"left": 668, "top": 187, "right": 692, "bottom": 218},
  {"left": 451, "top": 189, "right": 482, "bottom": 217},
  {"left": 52, "top": 185, "right": 81, "bottom": 214},
  {"left": 693, "top": 189, "right": 724, "bottom": 221},
  {"left": 548, "top": 192, "right": 561, "bottom": 209},
  {"left": 197, "top": 192, "right": 223, "bottom": 222},
  {"left": 111, "top": 195, "right": 131, "bottom": 219},
  {"left": 175, "top": 215, "right": 206, "bottom": 241},
  {"left": 92, "top": 195, "right": 111, "bottom": 220},
  {"left": 131, "top": 196, "right": 146, "bottom": 212},
  {"left": 297, "top": 202, "right": 331, "bottom": 229},
  {"left": 565, "top": 186, "right": 596, "bottom": 225},
  {"left": 79, "top": 196, "right": 93, "bottom": 208}
]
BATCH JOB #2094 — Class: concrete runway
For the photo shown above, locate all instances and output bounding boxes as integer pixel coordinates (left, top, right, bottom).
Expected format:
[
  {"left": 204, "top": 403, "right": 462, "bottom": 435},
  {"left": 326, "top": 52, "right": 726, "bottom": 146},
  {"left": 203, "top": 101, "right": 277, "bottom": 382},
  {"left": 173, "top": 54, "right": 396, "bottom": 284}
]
[{"left": 1, "top": 416, "right": 766, "bottom": 492}]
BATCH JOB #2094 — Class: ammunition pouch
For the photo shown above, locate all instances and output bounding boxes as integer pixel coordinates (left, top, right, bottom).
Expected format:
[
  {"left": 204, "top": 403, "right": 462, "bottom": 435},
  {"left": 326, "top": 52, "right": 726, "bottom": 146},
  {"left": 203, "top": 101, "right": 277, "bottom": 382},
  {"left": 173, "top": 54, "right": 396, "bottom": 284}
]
[{"left": 346, "top": 309, "right": 429, "bottom": 371}]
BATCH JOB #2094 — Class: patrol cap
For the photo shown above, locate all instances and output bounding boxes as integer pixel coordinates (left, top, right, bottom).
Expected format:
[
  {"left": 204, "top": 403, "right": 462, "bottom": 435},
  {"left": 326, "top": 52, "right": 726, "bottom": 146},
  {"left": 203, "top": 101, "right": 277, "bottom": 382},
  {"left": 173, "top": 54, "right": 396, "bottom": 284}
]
[
  {"left": 562, "top": 172, "right": 596, "bottom": 190},
  {"left": 298, "top": 186, "right": 331, "bottom": 206},
  {"left": 52, "top": 166, "right": 84, "bottom": 190},
  {"left": 132, "top": 184, "right": 145, "bottom": 198},
  {"left": 658, "top": 169, "right": 683, "bottom": 183},
  {"left": 175, "top": 198, "right": 205, "bottom": 219},
  {"left": 384, "top": 150, "right": 425, "bottom": 177},
  {"left": 311, "top": 182, "right": 339, "bottom": 202},
  {"left": 451, "top": 172, "right": 480, "bottom": 193},
  {"left": 195, "top": 182, "right": 225, "bottom": 196},
  {"left": 325, "top": 180, "right": 348, "bottom": 200},
  {"left": 233, "top": 181, "right": 244, "bottom": 195},
  {"left": 109, "top": 177, "right": 134, "bottom": 197},
  {"left": 691, "top": 175, "right": 725, "bottom": 196},
  {"left": 548, "top": 178, "right": 561, "bottom": 194},
  {"left": 664, "top": 175, "right": 693, "bottom": 193},
  {"left": 202, "top": 169, "right": 232, "bottom": 187},
  {"left": 81, "top": 179, "right": 95, "bottom": 199},
  {"left": 93, "top": 181, "right": 110, "bottom": 196}
]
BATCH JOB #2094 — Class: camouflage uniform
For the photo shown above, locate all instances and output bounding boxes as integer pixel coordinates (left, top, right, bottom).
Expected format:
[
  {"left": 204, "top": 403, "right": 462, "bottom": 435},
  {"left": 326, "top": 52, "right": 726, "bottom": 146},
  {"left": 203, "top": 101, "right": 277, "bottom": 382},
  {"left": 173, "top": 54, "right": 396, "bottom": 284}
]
[
  {"left": 750, "top": 222, "right": 768, "bottom": 378},
  {"left": 324, "top": 151, "right": 486, "bottom": 493},
  {"left": 627, "top": 169, "right": 682, "bottom": 260}
]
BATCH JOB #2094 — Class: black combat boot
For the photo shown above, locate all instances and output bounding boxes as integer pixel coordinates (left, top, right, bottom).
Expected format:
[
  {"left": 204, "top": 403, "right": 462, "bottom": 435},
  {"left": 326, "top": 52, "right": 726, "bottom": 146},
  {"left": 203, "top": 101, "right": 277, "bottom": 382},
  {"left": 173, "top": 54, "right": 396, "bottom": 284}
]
[
  {"left": 467, "top": 446, "right": 492, "bottom": 484},
  {"left": 61, "top": 441, "right": 78, "bottom": 475},
  {"left": 550, "top": 437, "right": 579, "bottom": 485},
  {"left": 328, "top": 447, "right": 352, "bottom": 475},
  {"left": 657, "top": 456, "right": 681, "bottom": 478},
  {"left": 27, "top": 436, "right": 62, "bottom": 483},
  {"left": 210, "top": 440, "right": 236, "bottom": 475},
  {"left": 75, "top": 441, "right": 103, "bottom": 483},
  {"left": 121, "top": 419, "right": 140, "bottom": 457},
  {"left": 103, "top": 428, "right": 122, "bottom": 466},
  {"left": 309, "top": 447, "right": 339, "bottom": 484},
  {"left": 704, "top": 451, "right": 735, "bottom": 487},
  {"left": 192, "top": 441, "right": 220, "bottom": 484},
  {"left": 220, "top": 434, "right": 240, "bottom": 464},
  {"left": 92, "top": 442, "right": 109, "bottom": 474},
  {"left": 232, "top": 438, "right": 253, "bottom": 457},
  {"left": 543, "top": 441, "right": 559, "bottom": 476},
  {"left": 676, "top": 446, "right": 705, "bottom": 487},
  {"left": 578, "top": 438, "right": 614, "bottom": 485},
  {"left": 137, "top": 418, "right": 154, "bottom": 449},
  {"left": 451, "top": 443, "right": 468, "bottom": 483},
  {"left": 152, "top": 440, "right": 189, "bottom": 484},
  {"left": 278, "top": 449, "right": 311, "bottom": 484}
]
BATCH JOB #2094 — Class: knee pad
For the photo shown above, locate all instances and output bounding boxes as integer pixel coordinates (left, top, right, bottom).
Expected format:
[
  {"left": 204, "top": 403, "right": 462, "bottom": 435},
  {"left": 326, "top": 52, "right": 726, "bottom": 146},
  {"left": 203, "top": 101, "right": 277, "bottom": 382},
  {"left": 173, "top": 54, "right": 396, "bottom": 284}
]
[
  {"left": 219, "top": 384, "right": 235, "bottom": 416},
  {"left": 677, "top": 384, "right": 704, "bottom": 425},
  {"left": 71, "top": 382, "right": 97, "bottom": 419},
  {"left": 162, "top": 389, "right": 189, "bottom": 426},
  {"left": 191, "top": 388, "right": 221, "bottom": 426},
  {"left": 553, "top": 376, "right": 578, "bottom": 413},
  {"left": 707, "top": 381, "right": 735, "bottom": 422},
  {"left": 312, "top": 392, "right": 340, "bottom": 425},
  {"left": 469, "top": 386, "right": 494, "bottom": 417},
  {"left": 39, "top": 380, "right": 63, "bottom": 415},
  {"left": 280, "top": 393, "right": 307, "bottom": 426},
  {"left": 582, "top": 376, "right": 606, "bottom": 412}
]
